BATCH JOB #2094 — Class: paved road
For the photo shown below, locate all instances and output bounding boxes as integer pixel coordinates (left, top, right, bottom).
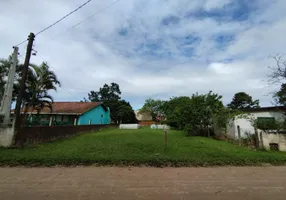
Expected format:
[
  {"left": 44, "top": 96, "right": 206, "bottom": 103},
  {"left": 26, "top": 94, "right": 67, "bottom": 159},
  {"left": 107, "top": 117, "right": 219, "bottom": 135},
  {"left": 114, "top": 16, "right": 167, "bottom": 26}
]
[{"left": 0, "top": 167, "right": 286, "bottom": 200}]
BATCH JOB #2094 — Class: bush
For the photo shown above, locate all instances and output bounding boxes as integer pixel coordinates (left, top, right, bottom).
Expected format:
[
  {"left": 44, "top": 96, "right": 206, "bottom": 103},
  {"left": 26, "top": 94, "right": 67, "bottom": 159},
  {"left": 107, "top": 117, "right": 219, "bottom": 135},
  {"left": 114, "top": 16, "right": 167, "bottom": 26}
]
[
  {"left": 163, "top": 92, "right": 229, "bottom": 137},
  {"left": 256, "top": 118, "right": 277, "bottom": 130}
]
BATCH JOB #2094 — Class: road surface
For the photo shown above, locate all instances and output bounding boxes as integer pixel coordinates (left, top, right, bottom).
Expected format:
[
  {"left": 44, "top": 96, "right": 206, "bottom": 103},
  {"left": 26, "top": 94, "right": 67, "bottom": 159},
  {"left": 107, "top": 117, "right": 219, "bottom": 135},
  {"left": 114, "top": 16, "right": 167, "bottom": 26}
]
[{"left": 0, "top": 166, "right": 285, "bottom": 199}]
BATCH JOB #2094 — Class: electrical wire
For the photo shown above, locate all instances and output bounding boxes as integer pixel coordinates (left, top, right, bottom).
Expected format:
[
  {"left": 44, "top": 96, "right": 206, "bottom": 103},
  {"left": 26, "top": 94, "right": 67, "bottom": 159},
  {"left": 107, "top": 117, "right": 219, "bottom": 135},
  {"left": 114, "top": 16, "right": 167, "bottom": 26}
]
[
  {"left": 15, "top": 0, "right": 93, "bottom": 46},
  {"left": 48, "top": 0, "right": 122, "bottom": 41},
  {"left": 35, "top": 0, "right": 92, "bottom": 36},
  {"left": 69, "top": 0, "right": 121, "bottom": 29}
]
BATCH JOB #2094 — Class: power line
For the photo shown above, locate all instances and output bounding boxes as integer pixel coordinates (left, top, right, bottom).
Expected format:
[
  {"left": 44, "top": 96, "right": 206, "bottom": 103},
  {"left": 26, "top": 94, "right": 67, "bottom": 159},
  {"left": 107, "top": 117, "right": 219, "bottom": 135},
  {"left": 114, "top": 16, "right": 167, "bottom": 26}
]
[
  {"left": 15, "top": 0, "right": 93, "bottom": 46},
  {"left": 35, "top": 0, "right": 92, "bottom": 36},
  {"left": 48, "top": 0, "right": 122, "bottom": 41},
  {"left": 69, "top": 0, "right": 121, "bottom": 29}
]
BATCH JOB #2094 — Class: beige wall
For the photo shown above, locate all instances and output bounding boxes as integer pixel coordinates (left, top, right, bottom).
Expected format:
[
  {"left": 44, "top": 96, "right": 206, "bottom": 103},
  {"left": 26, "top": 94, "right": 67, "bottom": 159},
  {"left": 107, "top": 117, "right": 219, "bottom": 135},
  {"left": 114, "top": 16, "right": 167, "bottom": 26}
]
[
  {"left": 134, "top": 110, "right": 152, "bottom": 121},
  {"left": 261, "top": 131, "right": 286, "bottom": 151},
  {"left": 0, "top": 126, "right": 14, "bottom": 147},
  {"left": 228, "top": 111, "right": 285, "bottom": 139}
]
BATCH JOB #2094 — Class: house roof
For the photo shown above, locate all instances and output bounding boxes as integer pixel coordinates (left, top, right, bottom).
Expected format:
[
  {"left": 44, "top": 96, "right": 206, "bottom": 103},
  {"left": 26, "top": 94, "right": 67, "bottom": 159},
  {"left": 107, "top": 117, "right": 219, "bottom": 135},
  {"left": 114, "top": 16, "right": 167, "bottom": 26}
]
[
  {"left": 242, "top": 106, "right": 286, "bottom": 112},
  {"left": 13, "top": 102, "right": 105, "bottom": 115}
]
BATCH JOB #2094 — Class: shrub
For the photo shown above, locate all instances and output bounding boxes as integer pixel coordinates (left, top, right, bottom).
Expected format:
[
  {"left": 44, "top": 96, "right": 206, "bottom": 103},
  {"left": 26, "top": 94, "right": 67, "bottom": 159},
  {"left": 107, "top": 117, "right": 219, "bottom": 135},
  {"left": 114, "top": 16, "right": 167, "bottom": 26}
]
[{"left": 163, "top": 91, "right": 230, "bottom": 137}]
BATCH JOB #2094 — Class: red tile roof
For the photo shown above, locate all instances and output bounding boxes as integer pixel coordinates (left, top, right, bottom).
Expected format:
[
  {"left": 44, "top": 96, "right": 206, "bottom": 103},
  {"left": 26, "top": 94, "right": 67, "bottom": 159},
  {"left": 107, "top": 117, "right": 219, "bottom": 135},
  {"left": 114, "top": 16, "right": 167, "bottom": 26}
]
[{"left": 17, "top": 102, "right": 103, "bottom": 115}]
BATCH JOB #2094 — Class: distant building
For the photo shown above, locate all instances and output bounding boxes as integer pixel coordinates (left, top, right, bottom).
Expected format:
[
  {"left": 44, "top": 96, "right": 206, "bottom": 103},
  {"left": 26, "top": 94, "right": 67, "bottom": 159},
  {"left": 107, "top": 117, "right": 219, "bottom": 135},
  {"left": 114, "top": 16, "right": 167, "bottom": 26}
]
[
  {"left": 134, "top": 110, "right": 156, "bottom": 126},
  {"left": 227, "top": 106, "right": 286, "bottom": 151},
  {"left": 12, "top": 102, "right": 111, "bottom": 126}
]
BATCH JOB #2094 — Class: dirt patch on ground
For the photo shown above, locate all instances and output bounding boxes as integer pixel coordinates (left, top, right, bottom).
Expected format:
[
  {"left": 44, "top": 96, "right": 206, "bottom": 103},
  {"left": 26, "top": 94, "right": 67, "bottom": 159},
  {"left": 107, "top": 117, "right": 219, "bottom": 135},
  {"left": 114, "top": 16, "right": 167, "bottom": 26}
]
[{"left": 0, "top": 167, "right": 286, "bottom": 199}]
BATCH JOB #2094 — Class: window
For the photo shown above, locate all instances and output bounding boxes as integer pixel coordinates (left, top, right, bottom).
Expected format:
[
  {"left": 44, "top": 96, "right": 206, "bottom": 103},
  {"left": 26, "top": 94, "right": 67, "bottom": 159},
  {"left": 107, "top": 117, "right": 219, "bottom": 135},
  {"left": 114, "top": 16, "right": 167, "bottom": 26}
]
[
  {"left": 61, "top": 115, "right": 64, "bottom": 122},
  {"left": 69, "top": 115, "right": 74, "bottom": 121},
  {"left": 256, "top": 117, "right": 276, "bottom": 130}
]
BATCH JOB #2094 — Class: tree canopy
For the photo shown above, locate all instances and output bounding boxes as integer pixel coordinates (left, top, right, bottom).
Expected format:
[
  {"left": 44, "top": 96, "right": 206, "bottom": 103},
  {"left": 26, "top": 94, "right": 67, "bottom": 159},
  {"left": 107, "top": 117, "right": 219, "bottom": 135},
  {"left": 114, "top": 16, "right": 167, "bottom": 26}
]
[
  {"left": 139, "top": 98, "right": 166, "bottom": 122},
  {"left": 84, "top": 83, "right": 136, "bottom": 124},
  {"left": 162, "top": 91, "right": 228, "bottom": 136},
  {"left": 227, "top": 92, "right": 260, "bottom": 110},
  {"left": 273, "top": 83, "right": 286, "bottom": 106},
  {"left": 87, "top": 82, "right": 121, "bottom": 102},
  {"left": 0, "top": 57, "right": 60, "bottom": 113}
]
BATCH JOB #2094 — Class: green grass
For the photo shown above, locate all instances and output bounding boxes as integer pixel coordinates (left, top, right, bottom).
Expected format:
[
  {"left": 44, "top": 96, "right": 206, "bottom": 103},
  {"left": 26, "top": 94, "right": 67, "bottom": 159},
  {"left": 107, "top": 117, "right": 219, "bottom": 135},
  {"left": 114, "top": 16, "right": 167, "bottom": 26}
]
[{"left": 0, "top": 128, "right": 286, "bottom": 167}]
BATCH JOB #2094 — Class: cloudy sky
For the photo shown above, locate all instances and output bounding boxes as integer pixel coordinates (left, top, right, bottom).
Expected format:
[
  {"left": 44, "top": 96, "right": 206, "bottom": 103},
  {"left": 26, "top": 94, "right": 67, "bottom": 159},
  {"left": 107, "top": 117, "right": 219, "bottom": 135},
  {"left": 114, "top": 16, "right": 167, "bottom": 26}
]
[{"left": 1, "top": 0, "right": 286, "bottom": 109}]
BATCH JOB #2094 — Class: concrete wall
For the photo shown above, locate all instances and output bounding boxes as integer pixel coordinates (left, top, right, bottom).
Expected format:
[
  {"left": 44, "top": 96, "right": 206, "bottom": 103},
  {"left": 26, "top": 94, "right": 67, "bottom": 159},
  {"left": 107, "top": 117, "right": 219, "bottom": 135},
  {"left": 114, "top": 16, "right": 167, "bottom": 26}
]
[
  {"left": 261, "top": 131, "right": 286, "bottom": 151},
  {"left": 227, "top": 110, "right": 286, "bottom": 151},
  {"left": 78, "top": 105, "right": 110, "bottom": 125},
  {"left": 227, "top": 119, "right": 236, "bottom": 138},
  {"left": 0, "top": 126, "right": 14, "bottom": 147},
  {"left": 228, "top": 111, "right": 285, "bottom": 139}
]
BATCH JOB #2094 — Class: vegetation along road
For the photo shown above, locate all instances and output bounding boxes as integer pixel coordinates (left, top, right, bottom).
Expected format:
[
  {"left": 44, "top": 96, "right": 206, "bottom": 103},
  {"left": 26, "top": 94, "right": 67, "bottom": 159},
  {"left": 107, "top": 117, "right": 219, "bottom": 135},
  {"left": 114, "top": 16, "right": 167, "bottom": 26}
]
[{"left": 0, "top": 128, "right": 286, "bottom": 166}]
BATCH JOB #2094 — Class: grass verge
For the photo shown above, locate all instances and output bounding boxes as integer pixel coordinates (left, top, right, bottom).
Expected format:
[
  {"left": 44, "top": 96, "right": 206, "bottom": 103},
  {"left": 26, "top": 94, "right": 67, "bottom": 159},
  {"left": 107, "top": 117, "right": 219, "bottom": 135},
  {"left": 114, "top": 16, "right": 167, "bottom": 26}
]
[{"left": 0, "top": 128, "right": 286, "bottom": 167}]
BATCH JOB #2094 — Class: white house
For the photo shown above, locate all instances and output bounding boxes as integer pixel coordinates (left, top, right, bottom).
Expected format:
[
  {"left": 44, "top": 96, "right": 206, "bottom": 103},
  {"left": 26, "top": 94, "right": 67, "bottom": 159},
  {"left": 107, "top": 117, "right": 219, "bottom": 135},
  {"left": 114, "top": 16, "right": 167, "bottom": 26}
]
[{"left": 227, "top": 106, "right": 286, "bottom": 151}]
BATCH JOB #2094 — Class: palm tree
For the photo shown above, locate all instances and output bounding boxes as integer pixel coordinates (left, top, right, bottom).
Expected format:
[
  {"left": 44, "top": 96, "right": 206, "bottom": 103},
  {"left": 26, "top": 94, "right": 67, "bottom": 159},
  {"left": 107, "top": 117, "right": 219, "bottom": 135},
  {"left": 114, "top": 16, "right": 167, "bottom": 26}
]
[
  {"left": 23, "top": 62, "right": 60, "bottom": 113},
  {"left": 0, "top": 59, "right": 11, "bottom": 98},
  {"left": 0, "top": 58, "right": 60, "bottom": 114}
]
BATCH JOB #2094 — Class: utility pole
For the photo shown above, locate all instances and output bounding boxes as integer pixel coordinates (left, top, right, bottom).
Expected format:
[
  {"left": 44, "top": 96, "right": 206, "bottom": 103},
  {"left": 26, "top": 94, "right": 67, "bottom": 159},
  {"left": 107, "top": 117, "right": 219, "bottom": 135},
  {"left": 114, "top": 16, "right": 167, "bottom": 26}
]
[
  {"left": 13, "top": 33, "right": 35, "bottom": 131},
  {"left": 0, "top": 46, "right": 19, "bottom": 125}
]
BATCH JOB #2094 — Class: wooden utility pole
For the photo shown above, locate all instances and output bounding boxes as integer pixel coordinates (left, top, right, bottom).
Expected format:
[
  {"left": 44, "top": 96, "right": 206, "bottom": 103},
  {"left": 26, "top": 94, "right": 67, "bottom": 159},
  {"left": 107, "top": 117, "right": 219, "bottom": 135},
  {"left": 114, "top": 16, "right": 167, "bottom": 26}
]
[
  {"left": 13, "top": 33, "right": 35, "bottom": 138},
  {"left": 164, "top": 129, "right": 168, "bottom": 149}
]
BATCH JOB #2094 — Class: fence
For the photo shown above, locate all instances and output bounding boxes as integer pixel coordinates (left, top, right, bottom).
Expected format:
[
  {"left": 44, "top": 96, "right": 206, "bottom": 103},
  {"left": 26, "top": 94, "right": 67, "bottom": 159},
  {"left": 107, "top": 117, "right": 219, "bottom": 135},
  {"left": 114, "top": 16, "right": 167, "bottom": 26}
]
[
  {"left": 138, "top": 120, "right": 157, "bottom": 126},
  {"left": 15, "top": 124, "right": 117, "bottom": 146}
]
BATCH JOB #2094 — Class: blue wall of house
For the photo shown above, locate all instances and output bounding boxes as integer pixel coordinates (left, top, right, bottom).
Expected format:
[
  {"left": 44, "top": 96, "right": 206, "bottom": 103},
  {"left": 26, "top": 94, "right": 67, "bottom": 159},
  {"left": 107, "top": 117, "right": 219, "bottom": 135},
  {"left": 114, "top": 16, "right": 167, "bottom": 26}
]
[{"left": 77, "top": 105, "right": 110, "bottom": 125}]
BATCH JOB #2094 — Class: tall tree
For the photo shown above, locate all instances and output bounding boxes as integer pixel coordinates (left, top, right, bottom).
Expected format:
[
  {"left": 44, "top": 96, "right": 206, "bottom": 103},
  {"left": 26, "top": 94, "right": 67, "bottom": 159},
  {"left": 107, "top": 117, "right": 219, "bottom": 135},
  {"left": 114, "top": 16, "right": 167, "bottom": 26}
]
[
  {"left": 0, "top": 57, "right": 60, "bottom": 113},
  {"left": 227, "top": 92, "right": 260, "bottom": 109},
  {"left": 163, "top": 92, "right": 226, "bottom": 136},
  {"left": 139, "top": 98, "right": 166, "bottom": 122},
  {"left": 273, "top": 83, "right": 286, "bottom": 106},
  {"left": 267, "top": 55, "right": 286, "bottom": 109},
  {"left": 162, "top": 96, "right": 191, "bottom": 128},
  {"left": 87, "top": 82, "right": 121, "bottom": 102},
  {"left": 84, "top": 83, "right": 136, "bottom": 124},
  {"left": 115, "top": 100, "right": 137, "bottom": 124},
  {"left": 268, "top": 55, "right": 286, "bottom": 84},
  {"left": 23, "top": 62, "right": 60, "bottom": 113},
  {"left": 0, "top": 57, "right": 15, "bottom": 98}
]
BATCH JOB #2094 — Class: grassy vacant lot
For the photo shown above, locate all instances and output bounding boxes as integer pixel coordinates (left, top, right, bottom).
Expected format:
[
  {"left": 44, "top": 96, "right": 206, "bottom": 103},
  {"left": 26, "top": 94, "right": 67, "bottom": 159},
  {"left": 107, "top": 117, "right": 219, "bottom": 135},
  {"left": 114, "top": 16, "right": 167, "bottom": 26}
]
[{"left": 0, "top": 128, "right": 286, "bottom": 166}]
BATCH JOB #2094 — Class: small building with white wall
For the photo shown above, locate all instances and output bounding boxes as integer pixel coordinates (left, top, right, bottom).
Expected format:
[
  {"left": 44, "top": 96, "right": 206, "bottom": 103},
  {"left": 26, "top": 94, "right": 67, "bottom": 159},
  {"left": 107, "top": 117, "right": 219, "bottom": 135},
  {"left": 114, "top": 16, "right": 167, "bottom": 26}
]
[
  {"left": 227, "top": 106, "right": 286, "bottom": 151},
  {"left": 134, "top": 110, "right": 155, "bottom": 126}
]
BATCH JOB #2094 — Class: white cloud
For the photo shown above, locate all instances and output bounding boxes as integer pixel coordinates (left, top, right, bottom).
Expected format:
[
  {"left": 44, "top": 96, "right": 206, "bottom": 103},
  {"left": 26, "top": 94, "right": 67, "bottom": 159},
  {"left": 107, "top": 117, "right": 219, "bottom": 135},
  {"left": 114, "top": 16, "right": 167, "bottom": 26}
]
[
  {"left": 204, "top": 0, "right": 231, "bottom": 11},
  {"left": 1, "top": 0, "right": 286, "bottom": 110}
]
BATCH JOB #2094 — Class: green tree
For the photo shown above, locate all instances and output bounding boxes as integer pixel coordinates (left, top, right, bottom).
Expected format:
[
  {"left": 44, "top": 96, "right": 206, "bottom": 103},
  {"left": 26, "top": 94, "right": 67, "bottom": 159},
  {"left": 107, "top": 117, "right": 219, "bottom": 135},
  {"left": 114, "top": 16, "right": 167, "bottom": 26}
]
[
  {"left": 139, "top": 98, "right": 166, "bottom": 122},
  {"left": 23, "top": 62, "right": 60, "bottom": 113},
  {"left": 163, "top": 92, "right": 227, "bottom": 136},
  {"left": 115, "top": 100, "right": 137, "bottom": 124},
  {"left": 273, "top": 83, "right": 286, "bottom": 106},
  {"left": 227, "top": 92, "right": 260, "bottom": 110},
  {"left": 0, "top": 56, "right": 15, "bottom": 98},
  {"left": 162, "top": 96, "right": 190, "bottom": 128},
  {"left": 87, "top": 82, "right": 121, "bottom": 102},
  {"left": 84, "top": 83, "right": 136, "bottom": 124},
  {"left": 0, "top": 57, "right": 60, "bottom": 113}
]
